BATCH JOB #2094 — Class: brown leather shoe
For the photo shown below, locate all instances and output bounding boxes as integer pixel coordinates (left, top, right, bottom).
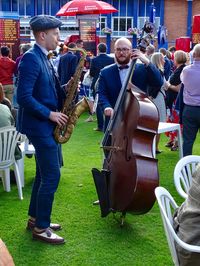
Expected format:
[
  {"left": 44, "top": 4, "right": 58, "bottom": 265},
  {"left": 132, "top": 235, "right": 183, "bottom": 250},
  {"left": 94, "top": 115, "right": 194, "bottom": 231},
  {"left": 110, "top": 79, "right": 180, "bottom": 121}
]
[
  {"left": 27, "top": 219, "right": 61, "bottom": 231},
  {"left": 171, "top": 145, "right": 179, "bottom": 151},
  {"left": 32, "top": 228, "right": 65, "bottom": 245},
  {"left": 165, "top": 141, "right": 173, "bottom": 147}
]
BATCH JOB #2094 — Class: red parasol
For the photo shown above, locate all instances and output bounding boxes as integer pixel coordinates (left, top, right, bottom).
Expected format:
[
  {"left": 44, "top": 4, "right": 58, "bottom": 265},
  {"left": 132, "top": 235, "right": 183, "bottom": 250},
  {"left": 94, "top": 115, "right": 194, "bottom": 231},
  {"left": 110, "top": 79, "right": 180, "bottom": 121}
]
[{"left": 56, "top": 0, "right": 118, "bottom": 16}]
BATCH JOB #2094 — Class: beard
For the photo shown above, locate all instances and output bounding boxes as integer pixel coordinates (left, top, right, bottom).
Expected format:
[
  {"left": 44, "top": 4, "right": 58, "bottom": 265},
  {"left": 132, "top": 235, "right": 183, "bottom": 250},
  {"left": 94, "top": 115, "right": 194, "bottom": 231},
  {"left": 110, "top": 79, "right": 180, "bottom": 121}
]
[{"left": 115, "top": 54, "right": 131, "bottom": 65}]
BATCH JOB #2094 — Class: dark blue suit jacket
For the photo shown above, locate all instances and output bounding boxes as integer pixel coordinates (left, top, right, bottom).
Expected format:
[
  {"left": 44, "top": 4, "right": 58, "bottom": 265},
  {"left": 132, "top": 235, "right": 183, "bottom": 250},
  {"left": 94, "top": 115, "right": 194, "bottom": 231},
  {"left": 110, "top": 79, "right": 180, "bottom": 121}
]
[
  {"left": 90, "top": 54, "right": 114, "bottom": 92},
  {"left": 58, "top": 52, "right": 78, "bottom": 85},
  {"left": 164, "top": 57, "right": 172, "bottom": 80},
  {"left": 98, "top": 62, "right": 163, "bottom": 111},
  {"left": 17, "top": 44, "right": 66, "bottom": 137}
]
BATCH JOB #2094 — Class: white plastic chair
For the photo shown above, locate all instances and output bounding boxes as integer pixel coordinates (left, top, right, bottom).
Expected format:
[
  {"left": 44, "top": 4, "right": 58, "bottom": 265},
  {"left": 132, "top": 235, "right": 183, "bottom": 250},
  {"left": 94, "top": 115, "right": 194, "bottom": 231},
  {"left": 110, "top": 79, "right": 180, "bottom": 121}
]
[
  {"left": 155, "top": 187, "right": 200, "bottom": 266},
  {"left": 0, "top": 126, "right": 23, "bottom": 200},
  {"left": 174, "top": 155, "right": 200, "bottom": 199},
  {"left": 18, "top": 135, "right": 35, "bottom": 187}
]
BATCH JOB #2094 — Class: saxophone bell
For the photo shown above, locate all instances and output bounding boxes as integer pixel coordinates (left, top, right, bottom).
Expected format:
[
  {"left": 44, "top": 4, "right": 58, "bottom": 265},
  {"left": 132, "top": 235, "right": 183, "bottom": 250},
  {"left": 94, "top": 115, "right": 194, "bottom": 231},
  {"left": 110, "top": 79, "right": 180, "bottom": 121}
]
[{"left": 54, "top": 96, "right": 90, "bottom": 144}]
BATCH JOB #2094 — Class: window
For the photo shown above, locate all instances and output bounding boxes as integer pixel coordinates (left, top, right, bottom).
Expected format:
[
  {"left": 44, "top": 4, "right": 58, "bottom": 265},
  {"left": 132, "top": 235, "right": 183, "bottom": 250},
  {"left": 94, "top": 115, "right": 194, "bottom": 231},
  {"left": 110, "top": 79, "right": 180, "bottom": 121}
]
[
  {"left": 20, "top": 26, "right": 31, "bottom": 36},
  {"left": 97, "top": 16, "right": 107, "bottom": 35},
  {"left": 98, "top": 16, "right": 107, "bottom": 31},
  {"left": 60, "top": 26, "right": 79, "bottom": 32},
  {"left": 112, "top": 17, "right": 133, "bottom": 36},
  {"left": 137, "top": 17, "right": 160, "bottom": 31}
]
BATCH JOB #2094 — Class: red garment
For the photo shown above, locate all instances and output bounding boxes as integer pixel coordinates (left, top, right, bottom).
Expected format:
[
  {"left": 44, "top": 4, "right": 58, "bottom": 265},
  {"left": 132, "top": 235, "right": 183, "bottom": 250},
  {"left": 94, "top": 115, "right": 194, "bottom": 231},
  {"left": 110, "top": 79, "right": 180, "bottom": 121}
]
[
  {"left": 0, "top": 56, "right": 16, "bottom": 85},
  {"left": 165, "top": 107, "right": 182, "bottom": 141}
]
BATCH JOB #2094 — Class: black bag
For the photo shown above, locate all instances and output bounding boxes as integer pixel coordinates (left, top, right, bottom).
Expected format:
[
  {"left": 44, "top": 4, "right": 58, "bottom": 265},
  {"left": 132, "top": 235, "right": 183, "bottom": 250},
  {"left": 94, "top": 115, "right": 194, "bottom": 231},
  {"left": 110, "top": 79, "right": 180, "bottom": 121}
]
[
  {"left": 14, "top": 143, "right": 22, "bottom": 161},
  {"left": 148, "top": 85, "right": 161, "bottom": 99}
]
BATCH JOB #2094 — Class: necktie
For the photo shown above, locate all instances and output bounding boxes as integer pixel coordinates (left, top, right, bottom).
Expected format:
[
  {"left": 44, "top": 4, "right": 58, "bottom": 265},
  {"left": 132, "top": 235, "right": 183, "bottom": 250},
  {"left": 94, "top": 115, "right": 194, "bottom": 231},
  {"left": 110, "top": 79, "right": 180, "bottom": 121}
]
[
  {"left": 118, "top": 65, "right": 129, "bottom": 70},
  {"left": 46, "top": 56, "right": 59, "bottom": 98}
]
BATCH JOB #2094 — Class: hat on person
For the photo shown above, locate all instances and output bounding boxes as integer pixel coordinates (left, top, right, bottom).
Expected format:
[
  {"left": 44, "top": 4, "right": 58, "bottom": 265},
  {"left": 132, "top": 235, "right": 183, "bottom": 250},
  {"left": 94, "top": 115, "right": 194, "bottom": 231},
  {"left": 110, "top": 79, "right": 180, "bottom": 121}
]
[{"left": 29, "top": 15, "right": 62, "bottom": 32}]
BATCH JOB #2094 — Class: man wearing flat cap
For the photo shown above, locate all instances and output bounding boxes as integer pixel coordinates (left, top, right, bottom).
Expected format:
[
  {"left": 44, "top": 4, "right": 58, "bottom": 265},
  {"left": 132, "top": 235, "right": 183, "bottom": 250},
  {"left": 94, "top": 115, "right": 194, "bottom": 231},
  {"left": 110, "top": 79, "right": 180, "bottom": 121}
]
[{"left": 17, "top": 15, "right": 69, "bottom": 245}]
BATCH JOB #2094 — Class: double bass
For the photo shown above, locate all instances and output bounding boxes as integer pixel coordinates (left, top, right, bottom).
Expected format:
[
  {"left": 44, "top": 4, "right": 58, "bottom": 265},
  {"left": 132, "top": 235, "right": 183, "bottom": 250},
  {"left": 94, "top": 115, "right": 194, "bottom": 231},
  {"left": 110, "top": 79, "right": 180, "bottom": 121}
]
[{"left": 92, "top": 24, "right": 159, "bottom": 223}]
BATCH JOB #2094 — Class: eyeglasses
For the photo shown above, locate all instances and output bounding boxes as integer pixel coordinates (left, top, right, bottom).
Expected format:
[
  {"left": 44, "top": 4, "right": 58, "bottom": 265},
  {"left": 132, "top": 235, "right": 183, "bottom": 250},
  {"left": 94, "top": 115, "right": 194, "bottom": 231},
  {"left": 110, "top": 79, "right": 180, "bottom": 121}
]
[{"left": 115, "top": 47, "right": 130, "bottom": 53}]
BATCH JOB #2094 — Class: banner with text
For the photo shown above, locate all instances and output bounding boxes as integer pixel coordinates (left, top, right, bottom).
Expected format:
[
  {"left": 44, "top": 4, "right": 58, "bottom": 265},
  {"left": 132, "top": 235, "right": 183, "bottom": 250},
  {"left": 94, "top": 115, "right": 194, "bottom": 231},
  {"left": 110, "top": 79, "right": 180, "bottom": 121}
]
[
  {"left": 0, "top": 16, "right": 20, "bottom": 60},
  {"left": 79, "top": 19, "right": 97, "bottom": 56}
]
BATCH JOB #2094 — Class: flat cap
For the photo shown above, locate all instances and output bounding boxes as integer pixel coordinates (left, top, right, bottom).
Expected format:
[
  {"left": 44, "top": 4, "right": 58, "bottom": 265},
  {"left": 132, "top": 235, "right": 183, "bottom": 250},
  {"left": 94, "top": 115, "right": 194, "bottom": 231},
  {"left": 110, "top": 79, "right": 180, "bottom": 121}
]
[{"left": 29, "top": 15, "right": 62, "bottom": 32}]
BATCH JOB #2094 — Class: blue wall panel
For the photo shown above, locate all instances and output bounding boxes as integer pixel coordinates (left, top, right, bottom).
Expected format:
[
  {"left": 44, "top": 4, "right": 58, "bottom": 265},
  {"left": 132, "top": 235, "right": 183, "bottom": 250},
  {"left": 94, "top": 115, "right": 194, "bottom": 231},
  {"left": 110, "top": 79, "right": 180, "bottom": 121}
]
[
  {"left": 51, "top": 0, "right": 60, "bottom": 16},
  {"left": 111, "top": 0, "right": 119, "bottom": 17},
  {"left": 127, "top": 0, "right": 134, "bottom": 17},
  {"left": 26, "top": 0, "right": 34, "bottom": 16},
  {"left": 12, "top": 0, "right": 18, "bottom": 12},
  {"left": 120, "top": 0, "right": 126, "bottom": 17},
  {"left": 155, "top": 0, "right": 161, "bottom": 17},
  {"left": 2, "top": 0, "right": 10, "bottom": 11},
  {"left": 139, "top": 0, "right": 145, "bottom": 16},
  {"left": 60, "top": 0, "right": 68, "bottom": 7},
  {"left": 19, "top": 1, "right": 24, "bottom": 15},
  {"left": 138, "top": 0, "right": 160, "bottom": 18}
]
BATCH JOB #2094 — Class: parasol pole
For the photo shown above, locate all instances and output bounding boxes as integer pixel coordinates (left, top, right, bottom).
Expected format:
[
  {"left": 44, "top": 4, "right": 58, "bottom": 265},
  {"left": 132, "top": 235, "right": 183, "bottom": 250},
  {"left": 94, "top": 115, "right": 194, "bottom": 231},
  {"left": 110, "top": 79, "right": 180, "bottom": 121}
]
[{"left": 106, "top": 14, "right": 112, "bottom": 54}]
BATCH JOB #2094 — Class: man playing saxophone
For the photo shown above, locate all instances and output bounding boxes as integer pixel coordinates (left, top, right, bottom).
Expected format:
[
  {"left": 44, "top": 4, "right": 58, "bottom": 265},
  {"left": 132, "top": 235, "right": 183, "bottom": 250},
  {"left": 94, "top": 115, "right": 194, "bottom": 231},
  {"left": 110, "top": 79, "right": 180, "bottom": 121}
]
[{"left": 17, "top": 15, "right": 71, "bottom": 244}]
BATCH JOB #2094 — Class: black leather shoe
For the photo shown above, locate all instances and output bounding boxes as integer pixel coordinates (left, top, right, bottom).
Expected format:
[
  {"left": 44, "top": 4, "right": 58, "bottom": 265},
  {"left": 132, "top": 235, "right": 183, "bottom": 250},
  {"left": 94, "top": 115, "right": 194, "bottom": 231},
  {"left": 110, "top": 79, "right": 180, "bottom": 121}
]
[
  {"left": 93, "top": 128, "right": 103, "bottom": 132},
  {"left": 27, "top": 219, "right": 62, "bottom": 231},
  {"left": 32, "top": 228, "right": 65, "bottom": 245},
  {"left": 156, "top": 150, "right": 162, "bottom": 154}
]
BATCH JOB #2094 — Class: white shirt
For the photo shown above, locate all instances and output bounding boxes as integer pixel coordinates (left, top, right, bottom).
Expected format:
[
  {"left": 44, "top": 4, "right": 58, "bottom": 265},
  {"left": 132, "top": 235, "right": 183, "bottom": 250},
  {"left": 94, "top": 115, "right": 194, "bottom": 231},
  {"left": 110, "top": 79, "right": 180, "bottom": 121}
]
[{"left": 117, "top": 62, "right": 131, "bottom": 86}]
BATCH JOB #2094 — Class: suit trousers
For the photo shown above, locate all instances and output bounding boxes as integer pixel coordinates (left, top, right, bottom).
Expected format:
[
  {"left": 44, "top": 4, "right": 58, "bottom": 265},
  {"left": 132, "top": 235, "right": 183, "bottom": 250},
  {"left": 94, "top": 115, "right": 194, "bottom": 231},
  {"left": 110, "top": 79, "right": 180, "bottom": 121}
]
[
  {"left": 182, "top": 105, "right": 200, "bottom": 156},
  {"left": 27, "top": 134, "right": 62, "bottom": 229},
  {"left": 93, "top": 91, "right": 104, "bottom": 130}
]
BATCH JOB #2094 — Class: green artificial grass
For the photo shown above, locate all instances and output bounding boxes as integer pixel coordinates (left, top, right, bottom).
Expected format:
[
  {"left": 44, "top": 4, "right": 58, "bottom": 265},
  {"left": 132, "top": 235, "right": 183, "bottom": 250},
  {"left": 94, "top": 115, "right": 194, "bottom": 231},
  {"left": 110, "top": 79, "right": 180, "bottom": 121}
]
[{"left": 0, "top": 113, "right": 199, "bottom": 266}]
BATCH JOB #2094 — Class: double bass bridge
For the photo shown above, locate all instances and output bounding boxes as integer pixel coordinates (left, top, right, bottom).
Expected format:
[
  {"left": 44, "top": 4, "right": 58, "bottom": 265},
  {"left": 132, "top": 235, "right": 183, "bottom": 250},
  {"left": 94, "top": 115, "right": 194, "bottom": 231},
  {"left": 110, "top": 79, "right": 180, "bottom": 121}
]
[{"left": 102, "top": 146, "right": 123, "bottom": 152}]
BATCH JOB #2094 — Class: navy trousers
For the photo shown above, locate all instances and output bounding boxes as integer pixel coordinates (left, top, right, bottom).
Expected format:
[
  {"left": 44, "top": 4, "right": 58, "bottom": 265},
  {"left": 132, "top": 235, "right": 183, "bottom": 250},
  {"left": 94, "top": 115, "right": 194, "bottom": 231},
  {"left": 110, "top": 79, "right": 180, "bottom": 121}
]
[
  {"left": 182, "top": 105, "right": 200, "bottom": 156},
  {"left": 96, "top": 103, "right": 104, "bottom": 131},
  {"left": 27, "top": 135, "right": 62, "bottom": 229}
]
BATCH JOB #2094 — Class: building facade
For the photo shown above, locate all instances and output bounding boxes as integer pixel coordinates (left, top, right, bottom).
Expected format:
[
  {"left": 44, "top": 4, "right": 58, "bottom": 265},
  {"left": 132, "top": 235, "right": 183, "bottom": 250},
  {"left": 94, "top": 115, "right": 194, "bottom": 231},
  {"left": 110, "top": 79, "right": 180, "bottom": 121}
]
[{"left": 1, "top": 0, "right": 200, "bottom": 48}]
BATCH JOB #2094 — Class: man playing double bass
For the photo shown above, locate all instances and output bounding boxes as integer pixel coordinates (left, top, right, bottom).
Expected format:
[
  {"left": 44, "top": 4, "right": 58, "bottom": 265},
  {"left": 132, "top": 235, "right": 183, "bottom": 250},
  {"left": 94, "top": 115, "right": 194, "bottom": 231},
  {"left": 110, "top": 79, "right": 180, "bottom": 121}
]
[
  {"left": 98, "top": 37, "right": 163, "bottom": 130},
  {"left": 93, "top": 37, "right": 163, "bottom": 215}
]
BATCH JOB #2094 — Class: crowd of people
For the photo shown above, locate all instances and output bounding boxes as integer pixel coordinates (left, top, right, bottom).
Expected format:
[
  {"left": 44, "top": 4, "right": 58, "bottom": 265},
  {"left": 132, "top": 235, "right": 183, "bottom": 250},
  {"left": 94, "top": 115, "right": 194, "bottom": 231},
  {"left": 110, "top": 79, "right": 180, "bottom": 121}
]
[
  {"left": 1, "top": 13, "right": 200, "bottom": 266},
  {"left": 1, "top": 26, "right": 198, "bottom": 159}
]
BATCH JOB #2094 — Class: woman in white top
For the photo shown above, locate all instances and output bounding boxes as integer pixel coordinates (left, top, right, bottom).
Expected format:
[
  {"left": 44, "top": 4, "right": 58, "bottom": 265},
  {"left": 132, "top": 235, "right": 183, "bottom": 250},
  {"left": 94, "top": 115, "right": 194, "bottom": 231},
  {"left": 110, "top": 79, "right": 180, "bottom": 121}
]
[{"left": 150, "top": 52, "right": 167, "bottom": 153}]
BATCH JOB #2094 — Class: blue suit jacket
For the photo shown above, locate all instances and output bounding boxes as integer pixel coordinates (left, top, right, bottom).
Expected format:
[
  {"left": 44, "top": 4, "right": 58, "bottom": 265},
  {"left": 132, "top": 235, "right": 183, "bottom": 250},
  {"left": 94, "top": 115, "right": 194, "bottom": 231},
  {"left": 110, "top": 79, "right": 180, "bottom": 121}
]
[
  {"left": 164, "top": 57, "right": 172, "bottom": 80},
  {"left": 98, "top": 62, "right": 163, "bottom": 111},
  {"left": 17, "top": 44, "right": 66, "bottom": 137},
  {"left": 58, "top": 52, "right": 78, "bottom": 85},
  {"left": 90, "top": 54, "right": 115, "bottom": 92}
]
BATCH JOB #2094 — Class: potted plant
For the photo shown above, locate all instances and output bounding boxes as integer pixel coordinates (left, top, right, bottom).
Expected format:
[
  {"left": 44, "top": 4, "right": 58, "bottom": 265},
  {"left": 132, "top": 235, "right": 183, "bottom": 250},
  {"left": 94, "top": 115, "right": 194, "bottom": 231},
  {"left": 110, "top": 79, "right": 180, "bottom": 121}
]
[
  {"left": 102, "top": 27, "right": 112, "bottom": 35},
  {"left": 127, "top": 27, "right": 140, "bottom": 36}
]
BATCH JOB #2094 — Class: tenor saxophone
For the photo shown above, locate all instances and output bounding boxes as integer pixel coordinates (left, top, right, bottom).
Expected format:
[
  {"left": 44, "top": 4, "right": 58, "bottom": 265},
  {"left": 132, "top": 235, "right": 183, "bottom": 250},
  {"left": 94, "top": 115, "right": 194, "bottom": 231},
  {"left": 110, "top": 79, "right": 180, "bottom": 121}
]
[{"left": 54, "top": 47, "right": 90, "bottom": 144}]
